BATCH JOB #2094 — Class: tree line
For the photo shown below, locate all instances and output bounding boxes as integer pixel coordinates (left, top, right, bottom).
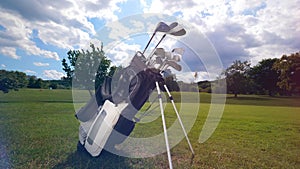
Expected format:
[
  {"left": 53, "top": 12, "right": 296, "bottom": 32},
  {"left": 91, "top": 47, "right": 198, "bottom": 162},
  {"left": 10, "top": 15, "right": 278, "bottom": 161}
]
[
  {"left": 198, "top": 52, "right": 300, "bottom": 97},
  {"left": 0, "top": 71, "right": 71, "bottom": 93},
  {"left": 1, "top": 41, "right": 299, "bottom": 97}
]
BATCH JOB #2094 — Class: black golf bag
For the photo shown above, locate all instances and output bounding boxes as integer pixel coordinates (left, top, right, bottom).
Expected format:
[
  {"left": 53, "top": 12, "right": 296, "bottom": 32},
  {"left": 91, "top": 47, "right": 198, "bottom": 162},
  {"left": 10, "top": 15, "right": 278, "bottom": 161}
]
[{"left": 76, "top": 51, "right": 163, "bottom": 156}]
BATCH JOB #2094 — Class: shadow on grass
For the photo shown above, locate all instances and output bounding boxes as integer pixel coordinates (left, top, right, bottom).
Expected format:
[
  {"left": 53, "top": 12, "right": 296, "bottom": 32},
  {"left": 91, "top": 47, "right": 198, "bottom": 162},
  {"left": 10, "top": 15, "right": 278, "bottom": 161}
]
[
  {"left": 226, "top": 96, "right": 272, "bottom": 101},
  {"left": 225, "top": 95, "right": 300, "bottom": 107},
  {"left": 0, "top": 140, "right": 11, "bottom": 169},
  {"left": 0, "top": 100, "right": 74, "bottom": 103},
  {"left": 53, "top": 143, "right": 131, "bottom": 169}
]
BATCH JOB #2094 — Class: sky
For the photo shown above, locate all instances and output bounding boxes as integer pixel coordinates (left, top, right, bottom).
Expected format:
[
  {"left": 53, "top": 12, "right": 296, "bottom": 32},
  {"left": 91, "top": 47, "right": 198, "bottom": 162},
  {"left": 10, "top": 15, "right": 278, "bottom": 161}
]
[{"left": 0, "top": 0, "right": 299, "bottom": 82}]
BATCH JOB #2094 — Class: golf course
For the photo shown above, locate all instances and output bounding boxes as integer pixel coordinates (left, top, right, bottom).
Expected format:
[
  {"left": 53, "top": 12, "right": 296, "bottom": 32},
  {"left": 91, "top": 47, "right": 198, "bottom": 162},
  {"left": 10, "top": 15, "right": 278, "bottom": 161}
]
[{"left": 0, "top": 89, "right": 299, "bottom": 168}]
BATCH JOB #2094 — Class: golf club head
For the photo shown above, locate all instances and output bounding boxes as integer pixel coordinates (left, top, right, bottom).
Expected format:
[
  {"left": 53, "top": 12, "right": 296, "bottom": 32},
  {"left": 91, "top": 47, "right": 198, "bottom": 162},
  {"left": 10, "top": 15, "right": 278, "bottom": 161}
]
[
  {"left": 152, "top": 57, "right": 163, "bottom": 69},
  {"left": 165, "top": 52, "right": 181, "bottom": 62},
  {"left": 170, "top": 28, "right": 186, "bottom": 36},
  {"left": 155, "top": 22, "right": 171, "bottom": 33},
  {"left": 154, "top": 48, "right": 165, "bottom": 56},
  {"left": 162, "top": 60, "right": 182, "bottom": 71},
  {"left": 169, "top": 22, "right": 178, "bottom": 29},
  {"left": 171, "top": 54, "right": 181, "bottom": 62},
  {"left": 155, "top": 56, "right": 163, "bottom": 65},
  {"left": 143, "top": 22, "right": 169, "bottom": 54},
  {"left": 172, "top": 48, "right": 185, "bottom": 55},
  {"left": 165, "top": 52, "right": 172, "bottom": 60},
  {"left": 147, "top": 48, "right": 165, "bottom": 65},
  {"left": 149, "top": 53, "right": 165, "bottom": 67},
  {"left": 168, "top": 24, "right": 186, "bottom": 36}
]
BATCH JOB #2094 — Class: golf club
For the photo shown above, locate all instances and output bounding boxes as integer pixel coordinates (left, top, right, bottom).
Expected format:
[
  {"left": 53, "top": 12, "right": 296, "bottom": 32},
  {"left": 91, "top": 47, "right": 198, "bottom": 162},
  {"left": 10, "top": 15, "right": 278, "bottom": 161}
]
[
  {"left": 146, "top": 48, "right": 166, "bottom": 66},
  {"left": 147, "top": 22, "right": 186, "bottom": 59},
  {"left": 172, "top": 48, "right": 185, "bottom": 55},
  {"left": 143, "top": 22, "right": 189, "bottom": 169},
  {"left": 160, "top": 60, "right": 182, "bottom": 71},
  {"left": 77, "top": 21, "right": 194, "bottom": 169},
  {"left": 165, "top": 52, "right": 181, "bottom": 62},
  {"left": 152, "top": 57, "right": 163, "bottom": 69},
  {"left": 142, "top": 22, "right": 170, "bottom": 55},
  {"left": 154, "top": 48, "right": 166, "bottom": 57},
  {"left": 148, "top": 55, "right": 162, "bottom": 68}
]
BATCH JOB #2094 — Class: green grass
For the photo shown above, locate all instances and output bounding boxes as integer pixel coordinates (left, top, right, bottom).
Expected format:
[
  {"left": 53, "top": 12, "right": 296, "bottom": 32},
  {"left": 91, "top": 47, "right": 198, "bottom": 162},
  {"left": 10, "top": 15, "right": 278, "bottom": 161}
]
[{"left": 0, "top": 89, "right": 300, "bottom": 168}]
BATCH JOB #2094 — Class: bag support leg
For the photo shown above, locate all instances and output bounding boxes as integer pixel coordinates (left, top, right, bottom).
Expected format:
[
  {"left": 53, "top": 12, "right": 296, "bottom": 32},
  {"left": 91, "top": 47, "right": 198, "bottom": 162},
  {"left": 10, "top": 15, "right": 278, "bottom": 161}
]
[
  {"left": 163, "top": 84, "right": 195, "bottom": 156},
  {"left": 155, "top": 82, "right": 173, "bottom": 169}
]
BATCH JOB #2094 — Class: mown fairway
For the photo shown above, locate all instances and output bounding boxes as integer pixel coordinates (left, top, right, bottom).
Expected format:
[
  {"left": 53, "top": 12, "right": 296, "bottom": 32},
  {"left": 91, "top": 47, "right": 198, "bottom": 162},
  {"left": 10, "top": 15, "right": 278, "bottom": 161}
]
[{"left": 0, "top": 89, "right": 299, "bottom": 168}]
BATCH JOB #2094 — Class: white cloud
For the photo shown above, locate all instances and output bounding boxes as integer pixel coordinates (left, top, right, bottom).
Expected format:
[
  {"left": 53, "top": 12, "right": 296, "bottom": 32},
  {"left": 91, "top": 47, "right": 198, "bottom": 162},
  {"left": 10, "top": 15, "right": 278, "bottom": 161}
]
[
  {"left": 0, "top": 0, "right": 128, "bottom": 62},
  {"left": 70, "top": 0, "right": 127, "bottom": 22},
  {"left": 24, "top": 70, "right": 36, "bottom": 74},
  {"left": 194, "top": 71, "right": 220, "bottom": 82},
  {"left": 43, "top": 70, "right": 65, "bottom": 80},
  {"left": 144, "top": 0, "right": 165, "bottom": 13},
  {"left": 106, "top": 20, "right": 145, "bottom": 42},
  {"left": 0, "top": 47, "right": 20, "bottom": 59},
  {"left": 144, "top": 0, "right": 300, "bottom": 67},
  {"left": 0, "top": 9, "right": 60, "bottom": 60},
  {"left": 176, "top": 72, "right": 195, "bottom": 83},
  {"left": 106, "top": 41, "right": 141, "bottom": 66},
  {"left": 34, "top": 21, "right": 91, "bottom": 50},
  {"left": 33, "top": 62, "right": 49, "bottom": 67},
  {"left": 176, "top": 71, "right": 216, "bottom": 83},
  {"left": 1, "top": 64, "right": 6, "bottom": 68},
  {"left": 139, "top": 0, "right": 149, "bottom": 8}
]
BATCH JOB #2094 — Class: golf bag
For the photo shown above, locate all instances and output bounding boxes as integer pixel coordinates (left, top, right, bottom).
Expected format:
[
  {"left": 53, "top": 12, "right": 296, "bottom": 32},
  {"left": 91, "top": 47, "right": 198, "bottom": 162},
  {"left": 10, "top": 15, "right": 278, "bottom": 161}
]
[{"left": 76, "top": 51, "right": 163, "bottom": 157}]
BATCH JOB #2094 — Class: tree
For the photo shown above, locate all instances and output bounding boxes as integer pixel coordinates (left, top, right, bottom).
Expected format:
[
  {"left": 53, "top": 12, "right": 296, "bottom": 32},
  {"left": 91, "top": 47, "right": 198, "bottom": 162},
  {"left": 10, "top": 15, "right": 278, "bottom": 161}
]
[
  {"left": 198, "top": 80, "right": 211, "bottom": 92},
  {"left": 27, "top": 76, "right": 36, "bottom": 88},
  {"left": 35, "top": 78, "right": 44, "bottom": 88},
  {"left": 249, "top": 58, "right": 280, "bottom": 96},
  {"left": 0, "top": 70, "right": 28, "bottom": 93},
  {"left": 223, "top": 60, "right": 251, "bottom": 97},
  {"left": 273, "top": 52, "right": 300, "bottom": 95},
  {"left": 49, "top": 82, "right": 58, "bottom": 89},
  {"left": 62, "top": 43, "right": 116, "bottom": 91},
  {"left": 27, "top": 76, "right": 45, "bottom": 88},
  {"left": 163, "top": 71, "right": 179, "bottom": 92}
]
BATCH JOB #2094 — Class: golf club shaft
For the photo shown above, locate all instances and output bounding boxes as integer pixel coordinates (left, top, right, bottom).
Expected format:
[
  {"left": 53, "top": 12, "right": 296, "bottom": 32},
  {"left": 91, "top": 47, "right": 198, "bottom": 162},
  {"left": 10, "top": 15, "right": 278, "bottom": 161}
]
[
  {"left": 154, "top": 34, "right": 166, "bottom": 49},
  {"left": 147, "top": 34, "right": 166, "bottom": 61},
  {"left": 142, "top": 32, "right": 156, "bottom": 54},
  {"left": 155, "top": 82, "right": 173, "bottom": 169},
  {"left": 163, "top": 85, "right": 195, "bottom": 155}
]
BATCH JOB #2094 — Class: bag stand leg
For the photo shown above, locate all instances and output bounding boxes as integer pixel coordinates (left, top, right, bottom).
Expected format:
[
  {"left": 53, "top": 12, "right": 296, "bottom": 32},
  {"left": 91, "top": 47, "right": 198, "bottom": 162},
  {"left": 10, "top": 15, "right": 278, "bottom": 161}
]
[
  {"left": 163, "top": 85, "right": 195, "bottom": 156},
  {"left": 155, "top": 82, "right": 173, "bottom": 169}
]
